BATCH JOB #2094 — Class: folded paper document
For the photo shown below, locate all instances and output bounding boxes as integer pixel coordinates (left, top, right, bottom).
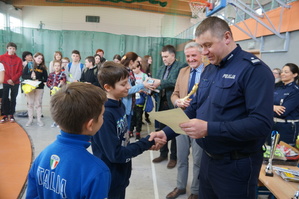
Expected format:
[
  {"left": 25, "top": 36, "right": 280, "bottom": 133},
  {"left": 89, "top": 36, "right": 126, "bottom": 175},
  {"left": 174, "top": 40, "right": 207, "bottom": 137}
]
[{"left": 150, "top": 108, "right": 190, "bottom": 135}]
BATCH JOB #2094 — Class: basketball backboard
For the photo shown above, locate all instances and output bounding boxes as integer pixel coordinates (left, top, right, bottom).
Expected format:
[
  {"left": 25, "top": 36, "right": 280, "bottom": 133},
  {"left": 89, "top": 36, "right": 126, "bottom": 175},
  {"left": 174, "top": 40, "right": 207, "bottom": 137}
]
[{"left": 206, "top": 0, "right": 227, "bottom": 16}]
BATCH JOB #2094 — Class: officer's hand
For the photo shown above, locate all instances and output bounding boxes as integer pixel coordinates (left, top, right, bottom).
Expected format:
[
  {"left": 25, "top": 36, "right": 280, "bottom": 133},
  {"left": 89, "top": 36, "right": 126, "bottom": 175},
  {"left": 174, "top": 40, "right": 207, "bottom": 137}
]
[
  {"left": 180, "top": 119, "right": 207, "bottom": 139},
  {"left": 273, "top": 105, "right": 285, "bottom": 116}
]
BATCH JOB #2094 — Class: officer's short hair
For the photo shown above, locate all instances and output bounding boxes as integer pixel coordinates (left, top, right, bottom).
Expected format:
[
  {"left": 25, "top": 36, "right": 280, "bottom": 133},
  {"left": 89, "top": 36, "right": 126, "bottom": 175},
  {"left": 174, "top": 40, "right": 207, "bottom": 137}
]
[{"left": 195, "top": 16, "right": 232, "bottom": 39}]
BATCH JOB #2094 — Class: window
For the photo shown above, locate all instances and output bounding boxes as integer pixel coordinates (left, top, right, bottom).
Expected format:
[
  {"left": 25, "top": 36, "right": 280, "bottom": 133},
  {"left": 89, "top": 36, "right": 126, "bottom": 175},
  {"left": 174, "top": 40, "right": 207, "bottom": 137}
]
[
  {"left": 10, "top": 16, "right": 21, "bottom": 33},
  {"left": 0, "top": 13, "right": 5, "bottom": 30}
]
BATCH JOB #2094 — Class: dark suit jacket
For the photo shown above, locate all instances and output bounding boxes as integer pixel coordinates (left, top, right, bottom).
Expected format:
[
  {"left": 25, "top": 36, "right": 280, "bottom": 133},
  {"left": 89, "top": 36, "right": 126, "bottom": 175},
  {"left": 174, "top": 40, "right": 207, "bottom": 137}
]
[{"left": 154, "top": 60, "right": 187, "bottom": 111}]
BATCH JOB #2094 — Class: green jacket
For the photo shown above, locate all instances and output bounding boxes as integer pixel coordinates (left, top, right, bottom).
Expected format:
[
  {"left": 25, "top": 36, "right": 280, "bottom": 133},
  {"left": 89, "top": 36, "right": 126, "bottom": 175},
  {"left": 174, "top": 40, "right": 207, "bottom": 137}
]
[{"left": 154, "top": 60, "right": 187, "bottom": 111}]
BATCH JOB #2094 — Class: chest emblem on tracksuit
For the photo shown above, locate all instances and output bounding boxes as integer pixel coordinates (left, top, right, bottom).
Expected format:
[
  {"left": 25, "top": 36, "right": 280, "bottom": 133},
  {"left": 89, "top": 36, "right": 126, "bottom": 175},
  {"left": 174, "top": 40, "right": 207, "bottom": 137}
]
[{"left": 50, "top": 154, "right": 60, "bottom": 170}]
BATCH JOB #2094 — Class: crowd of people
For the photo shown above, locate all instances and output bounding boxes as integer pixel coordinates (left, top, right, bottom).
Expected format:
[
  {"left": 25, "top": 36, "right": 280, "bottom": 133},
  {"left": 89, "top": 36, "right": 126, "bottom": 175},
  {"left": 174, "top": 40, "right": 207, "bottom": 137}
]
[
  {"left": 0, "top": 16, "right": 298, "bottom": 199},
  {"left": 0, "top": 46, "right": 155, "bottom": 129}
]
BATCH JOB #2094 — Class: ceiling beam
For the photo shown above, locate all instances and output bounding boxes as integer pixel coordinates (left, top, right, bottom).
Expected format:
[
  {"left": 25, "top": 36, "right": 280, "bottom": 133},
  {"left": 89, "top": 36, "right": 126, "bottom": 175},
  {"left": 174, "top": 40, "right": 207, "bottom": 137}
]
[{"left": 1, "top": 0, "right": 192, "bottom": 16}]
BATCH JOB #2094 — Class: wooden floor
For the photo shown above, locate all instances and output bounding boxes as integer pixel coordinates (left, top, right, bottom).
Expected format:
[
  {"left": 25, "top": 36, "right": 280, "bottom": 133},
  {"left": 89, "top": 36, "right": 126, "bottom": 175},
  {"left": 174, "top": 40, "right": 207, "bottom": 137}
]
[{"left": 0, "top": 119, "right": 33, "bottom": 199}]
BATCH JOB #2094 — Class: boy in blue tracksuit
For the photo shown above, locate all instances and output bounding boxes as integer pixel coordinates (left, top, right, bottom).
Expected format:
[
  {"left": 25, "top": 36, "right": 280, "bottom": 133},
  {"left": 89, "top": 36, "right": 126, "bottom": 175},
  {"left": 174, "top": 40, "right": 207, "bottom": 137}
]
[
  {"left": 26, "top": 82, "right": 111, "bottom": 199},
  {"left": 91, "top": 61, "right": 155, "bottom": 199}
]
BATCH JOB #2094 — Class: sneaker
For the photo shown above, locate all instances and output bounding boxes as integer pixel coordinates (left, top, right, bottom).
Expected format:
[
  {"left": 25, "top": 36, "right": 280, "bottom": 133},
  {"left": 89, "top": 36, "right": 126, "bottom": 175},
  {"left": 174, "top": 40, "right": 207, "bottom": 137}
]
[
  {"left": 25, "top": 120, "right": 33, "bottom": 127},
  {"left": 9, "top": 115, "right": 15, "bottom": 123},
  {"left": 0, "top": 115, "right": 8, "bottom": 123},
  {"left": 37, "top": 121, "right": 44, "bottom": 127}
]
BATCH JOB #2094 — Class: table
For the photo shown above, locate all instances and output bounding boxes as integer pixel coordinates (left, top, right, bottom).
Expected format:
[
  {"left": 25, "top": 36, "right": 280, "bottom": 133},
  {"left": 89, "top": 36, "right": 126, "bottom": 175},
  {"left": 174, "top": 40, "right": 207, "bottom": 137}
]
[{"left": 259, "top": 164, "right": 299, "bottom": 199}]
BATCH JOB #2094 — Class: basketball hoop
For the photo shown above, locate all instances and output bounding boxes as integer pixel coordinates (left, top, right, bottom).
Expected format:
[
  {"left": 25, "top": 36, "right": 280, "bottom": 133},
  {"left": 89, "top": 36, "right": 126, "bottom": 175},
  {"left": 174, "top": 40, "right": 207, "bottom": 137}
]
[{"left": 189, "top": 0, "right": 214, "bottom": 19}]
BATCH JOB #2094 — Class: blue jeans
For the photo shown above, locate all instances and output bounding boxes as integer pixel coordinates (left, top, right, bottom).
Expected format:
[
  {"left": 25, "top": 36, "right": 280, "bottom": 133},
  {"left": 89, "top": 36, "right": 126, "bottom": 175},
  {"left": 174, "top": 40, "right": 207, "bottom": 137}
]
[{"left": 2, "top": 84, "right": 19, "bottom": 115}]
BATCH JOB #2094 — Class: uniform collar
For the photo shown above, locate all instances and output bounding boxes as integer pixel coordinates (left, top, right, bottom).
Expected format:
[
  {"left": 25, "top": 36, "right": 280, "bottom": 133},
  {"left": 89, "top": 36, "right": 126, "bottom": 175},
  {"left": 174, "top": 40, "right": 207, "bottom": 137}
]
[
  {"left": 283, "top": 81, "right": 296, "bottom": 87},
  {"left": 218, "top": 44, "right": 241, "bottom": 68}
]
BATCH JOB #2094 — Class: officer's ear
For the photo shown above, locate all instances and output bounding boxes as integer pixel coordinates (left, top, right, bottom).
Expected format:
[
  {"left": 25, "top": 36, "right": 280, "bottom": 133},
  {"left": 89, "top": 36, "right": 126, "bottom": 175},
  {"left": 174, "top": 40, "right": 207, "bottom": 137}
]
[{"left": 223, "top": 31, "right": 232, "bottom": 45}]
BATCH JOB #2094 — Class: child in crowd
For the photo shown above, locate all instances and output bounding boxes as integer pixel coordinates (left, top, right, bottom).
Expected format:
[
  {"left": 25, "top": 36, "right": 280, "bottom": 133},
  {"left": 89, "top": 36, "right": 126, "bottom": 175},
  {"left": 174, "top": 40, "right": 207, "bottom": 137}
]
[
  {"left": 22, "top": 52, "right": 48, "bottom": 127},
  {"left": 95, "top": 48, "right": 106, "bottom": 63},
  {"left": 49, "top": 51, "right": 63, "bottom": 73},
  {"left": 113, "top": 54, "right": 121, "bottom": 63},
  {"left": 0, "top": 62, "right": 4, "bottom": 115},
  {"left": 91, "top": 61, "right": 156, "bottom": 199},
  {"left": 94, "top": 54, "right": 102, "bottom": 70},
  {"left": 120, "top": 52, "right": 153, "bottom": 133},
  {"left": 26, "top": 82, "right": 111, "bottom": 199},
  {"left": 80, "top": 56, "right": 99, "bottom": 86},
  {"left": 16, "top": 51, "right": 33, "bottom": 118},
  {"left": 128, "top": 60, "right": 148, "bottom": 140},
  {"left": 65, "top": 50, "right": 84, "bottom": 83},
  {"left": 0, "top": 42, "right": 23, "bottom": 123},
  {"left": 61, "top": 57, "right": 70, "bottom": 72},
  {"left": 46, "top": 60, "right": 67, "bottom": 127},
  {"left": 22, "top": 51, "right": 33, "bottom": 67}
]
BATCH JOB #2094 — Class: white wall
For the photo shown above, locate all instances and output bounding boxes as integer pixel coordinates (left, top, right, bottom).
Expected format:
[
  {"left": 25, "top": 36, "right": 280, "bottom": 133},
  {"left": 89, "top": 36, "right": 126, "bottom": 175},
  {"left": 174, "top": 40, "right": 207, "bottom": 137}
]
[
  {"left": 21, "top": 6, "right": 192, "bottom": 38},
  {"left": 161, "top": 15, "right": 193, "bottom": 38}
]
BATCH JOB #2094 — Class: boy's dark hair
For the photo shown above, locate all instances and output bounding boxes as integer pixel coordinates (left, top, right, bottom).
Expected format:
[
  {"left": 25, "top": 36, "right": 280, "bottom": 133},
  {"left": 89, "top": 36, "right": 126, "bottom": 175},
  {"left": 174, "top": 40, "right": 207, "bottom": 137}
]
[
  {"left": 161, "top": 45, "right": 176, "bottom": 55},
  {"left": 85, "top": 56, "right": 95, "bottom": 66},
  {"left": 6, "top": 42, "right": 17, "bottom": 49},
  {"left": 98, "top": 61, "right": 129, "bottom": 89},
  {"left": 71, "top": 50, "right": 81, "bottom": 60},
  {"left": 22, "top": 51, "right": 33, "bottom": 61},
  {"left": 50, "top": 82, "right": 107, "bottom": 134},
  {"left": 113, "top": 54, "right": 121, "bottom": 61}
]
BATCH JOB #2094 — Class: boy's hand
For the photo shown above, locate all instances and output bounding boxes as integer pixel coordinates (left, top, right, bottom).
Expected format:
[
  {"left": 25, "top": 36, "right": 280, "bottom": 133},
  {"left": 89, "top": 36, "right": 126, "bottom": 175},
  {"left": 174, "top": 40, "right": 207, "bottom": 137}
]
[
  {"left": 149, "top": 130, "right": 167, "bottom": 150},
  {"left": 31, "top": 71, "right": 36, "bottom": 80},
  {"left": 7, "top": 79, "right": 14, "bottom": 85}
]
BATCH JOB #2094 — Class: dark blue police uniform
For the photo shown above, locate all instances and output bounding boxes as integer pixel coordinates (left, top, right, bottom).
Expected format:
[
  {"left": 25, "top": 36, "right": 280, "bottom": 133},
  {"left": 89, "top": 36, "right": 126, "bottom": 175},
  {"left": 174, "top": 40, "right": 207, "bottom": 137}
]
[
  {"left": 272, "top": 81, "right": 299, "bottom": 145},
  {"left": 163, "top": 45, "right": 274, "bottom": 199}
]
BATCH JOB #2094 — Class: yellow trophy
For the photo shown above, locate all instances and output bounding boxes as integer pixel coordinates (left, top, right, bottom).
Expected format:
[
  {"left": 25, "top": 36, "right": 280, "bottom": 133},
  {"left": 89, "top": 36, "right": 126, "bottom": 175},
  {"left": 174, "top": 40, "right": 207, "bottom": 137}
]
[{"left": 181, "top": 83, "right": 199, "bottom": 101}]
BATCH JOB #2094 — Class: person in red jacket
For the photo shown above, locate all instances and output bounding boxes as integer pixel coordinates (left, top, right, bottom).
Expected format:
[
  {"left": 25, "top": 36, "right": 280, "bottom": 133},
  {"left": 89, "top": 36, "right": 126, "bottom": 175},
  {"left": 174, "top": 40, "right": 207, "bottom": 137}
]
[{"left": 0, "top": 42, "right": 23, "bottom": 123}]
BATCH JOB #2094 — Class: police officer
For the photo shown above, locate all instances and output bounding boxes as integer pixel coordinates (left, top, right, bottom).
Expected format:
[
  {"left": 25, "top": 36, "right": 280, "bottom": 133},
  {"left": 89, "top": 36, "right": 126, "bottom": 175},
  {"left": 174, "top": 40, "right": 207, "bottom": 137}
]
[
  {"left": 149, "top": 16, "right": 274, "bottom": 199},
  {"left": 272, "top": 63, "right": 299, "bottom": 146}
]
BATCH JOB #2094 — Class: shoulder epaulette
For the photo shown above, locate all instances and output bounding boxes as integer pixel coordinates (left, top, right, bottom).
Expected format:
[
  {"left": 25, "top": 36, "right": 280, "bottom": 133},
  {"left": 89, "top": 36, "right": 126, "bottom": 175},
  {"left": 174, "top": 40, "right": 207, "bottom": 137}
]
[{"left": 243, "top": 56, "right": 261, "bottom": 66}]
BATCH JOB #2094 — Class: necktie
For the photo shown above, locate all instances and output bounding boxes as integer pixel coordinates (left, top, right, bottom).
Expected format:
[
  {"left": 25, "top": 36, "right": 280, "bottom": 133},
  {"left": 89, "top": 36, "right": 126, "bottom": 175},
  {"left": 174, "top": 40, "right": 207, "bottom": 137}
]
[
  {"left": 161, "top": 66, "right": 170, "bottom": 98},
  {"left": 188, "top": 69, "right": 196, "bottom": 93},
  {"left": 163, "top": 66, "right": 170, "bottom": 80}
]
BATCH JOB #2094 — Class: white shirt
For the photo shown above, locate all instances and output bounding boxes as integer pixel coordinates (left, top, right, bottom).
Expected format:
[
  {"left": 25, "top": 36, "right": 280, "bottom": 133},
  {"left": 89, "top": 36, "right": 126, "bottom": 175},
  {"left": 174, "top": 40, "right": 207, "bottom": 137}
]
[{"left": 0, "top": 63, "right": 4, "bottom": 89}]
